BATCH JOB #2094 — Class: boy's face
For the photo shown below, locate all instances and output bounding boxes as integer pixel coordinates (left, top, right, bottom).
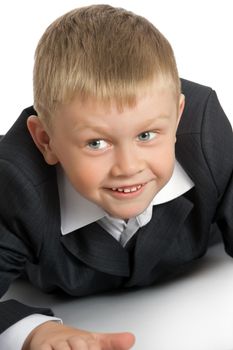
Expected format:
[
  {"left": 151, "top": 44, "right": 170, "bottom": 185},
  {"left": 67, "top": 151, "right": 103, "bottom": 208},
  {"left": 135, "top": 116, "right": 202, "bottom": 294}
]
[{"left": 28, "top": 81, "right": 184, "bottom": 219}]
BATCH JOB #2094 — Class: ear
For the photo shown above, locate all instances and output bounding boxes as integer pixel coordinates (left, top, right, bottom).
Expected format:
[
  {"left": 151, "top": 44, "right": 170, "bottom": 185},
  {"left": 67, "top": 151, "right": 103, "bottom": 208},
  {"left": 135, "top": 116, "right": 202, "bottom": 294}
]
[
  {"left": 27, "top": 116, "right": 59, "bottom": 165},
  {"left": 176, "top": 93, "right": 185, "bottom": 127}
]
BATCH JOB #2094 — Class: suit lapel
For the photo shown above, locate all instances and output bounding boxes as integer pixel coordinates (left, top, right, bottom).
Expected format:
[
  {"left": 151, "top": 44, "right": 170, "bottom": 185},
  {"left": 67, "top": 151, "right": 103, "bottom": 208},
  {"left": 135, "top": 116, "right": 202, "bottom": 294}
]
[
  {"left": 60, "top": 195, "right": 194, "bottom": 283},
  {"left": 60, "top": 222, "right": 130, "bottom": 277},
  {"left": 127, "top": 195, "right": 193, "bottom": 286}
]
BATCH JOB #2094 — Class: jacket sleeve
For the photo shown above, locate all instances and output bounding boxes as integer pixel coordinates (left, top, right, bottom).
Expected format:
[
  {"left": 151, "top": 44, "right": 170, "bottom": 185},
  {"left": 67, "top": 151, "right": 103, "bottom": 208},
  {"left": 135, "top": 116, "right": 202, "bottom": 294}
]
[
  {"left": 0, "top": 159, "right": 54, "bottom": 333},
  {"left": 201, "top": 89, "right": 233, "bottom": 253},
  {"left": 216, "top": 170, "right": 233, "bottom": 255}
]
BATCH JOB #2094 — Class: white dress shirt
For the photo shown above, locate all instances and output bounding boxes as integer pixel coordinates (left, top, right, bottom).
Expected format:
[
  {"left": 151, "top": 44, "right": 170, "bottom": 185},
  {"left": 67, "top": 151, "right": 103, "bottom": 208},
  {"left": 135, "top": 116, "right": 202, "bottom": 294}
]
[{"left": 1, "top": 160, "right": 194, "bottom": 349}]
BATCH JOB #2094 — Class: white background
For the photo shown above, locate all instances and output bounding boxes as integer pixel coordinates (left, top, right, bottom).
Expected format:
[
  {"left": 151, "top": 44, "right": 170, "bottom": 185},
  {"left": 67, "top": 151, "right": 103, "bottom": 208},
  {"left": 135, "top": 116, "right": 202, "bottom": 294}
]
[{"left": 0, "top": 0, "right": 232, "bottom": 133}]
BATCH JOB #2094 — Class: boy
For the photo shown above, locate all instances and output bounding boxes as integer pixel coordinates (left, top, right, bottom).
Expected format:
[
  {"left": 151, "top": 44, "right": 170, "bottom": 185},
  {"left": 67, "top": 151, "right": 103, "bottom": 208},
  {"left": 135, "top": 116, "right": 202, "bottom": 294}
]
[{"left": 0, "top": 4, "right": 232, "bottom": 350}]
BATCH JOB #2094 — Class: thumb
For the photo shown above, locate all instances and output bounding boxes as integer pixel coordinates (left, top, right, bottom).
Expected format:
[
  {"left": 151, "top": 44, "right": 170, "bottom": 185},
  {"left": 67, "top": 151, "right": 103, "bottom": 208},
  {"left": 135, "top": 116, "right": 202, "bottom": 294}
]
[{"left": 97, "top": 332, "right": 136, "bottom": 349}]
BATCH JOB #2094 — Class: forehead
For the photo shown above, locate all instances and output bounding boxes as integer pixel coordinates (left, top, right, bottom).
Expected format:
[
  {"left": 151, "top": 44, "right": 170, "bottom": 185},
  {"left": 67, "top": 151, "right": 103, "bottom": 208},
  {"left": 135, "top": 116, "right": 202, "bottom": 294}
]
[{"left": 56, "top": 80, "right": 178, "bottom": 125}]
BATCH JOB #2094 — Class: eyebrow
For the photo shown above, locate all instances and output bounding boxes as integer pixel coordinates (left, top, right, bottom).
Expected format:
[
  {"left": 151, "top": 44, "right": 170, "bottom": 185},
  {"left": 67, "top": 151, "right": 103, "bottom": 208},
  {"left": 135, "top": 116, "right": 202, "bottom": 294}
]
[{"left": 75, "top": 115, "right": 170, "bottom": 133}]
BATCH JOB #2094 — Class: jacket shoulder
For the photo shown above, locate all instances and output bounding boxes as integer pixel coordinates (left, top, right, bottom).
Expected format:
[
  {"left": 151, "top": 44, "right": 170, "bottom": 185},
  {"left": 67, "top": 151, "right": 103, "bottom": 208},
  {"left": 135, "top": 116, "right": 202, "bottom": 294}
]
[
  {"left": 178, "top": 79, "right": 213, "bottom": 134},
  {"left": 177, "top": 79, "right": 233, "bottom": 197},
  {"left": 0, "top": 106, "right": 55, "bottom": 186}
]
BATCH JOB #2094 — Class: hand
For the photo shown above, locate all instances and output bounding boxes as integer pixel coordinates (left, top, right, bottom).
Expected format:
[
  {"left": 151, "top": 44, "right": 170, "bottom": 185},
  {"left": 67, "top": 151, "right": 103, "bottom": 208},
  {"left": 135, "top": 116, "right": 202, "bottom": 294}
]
[{"left": 22, "top": 321, "right": 135, "bottom": 350}]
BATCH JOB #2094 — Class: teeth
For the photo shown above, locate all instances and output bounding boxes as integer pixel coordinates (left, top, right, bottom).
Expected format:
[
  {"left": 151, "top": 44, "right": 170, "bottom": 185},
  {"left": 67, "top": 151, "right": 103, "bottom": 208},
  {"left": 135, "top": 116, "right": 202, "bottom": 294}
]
[{"left": 111, "top": 185, "right": 142, "bottom": 193}]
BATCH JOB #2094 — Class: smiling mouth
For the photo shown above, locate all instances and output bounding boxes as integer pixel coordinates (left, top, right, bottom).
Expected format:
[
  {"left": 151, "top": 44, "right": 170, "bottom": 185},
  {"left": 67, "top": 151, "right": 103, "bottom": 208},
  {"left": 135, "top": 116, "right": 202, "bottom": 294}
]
[{"left": 110, "top": 184, "right": 145, "bottom": 193}]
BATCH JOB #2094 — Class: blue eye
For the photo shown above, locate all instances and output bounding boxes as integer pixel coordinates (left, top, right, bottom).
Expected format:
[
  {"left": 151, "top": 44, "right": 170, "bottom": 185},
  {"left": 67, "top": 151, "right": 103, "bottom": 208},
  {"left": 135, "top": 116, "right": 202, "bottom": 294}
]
[
  {"left": 87, "top": 140, "right": 108, "bottom": 150},
  {"left": 137, "top": 131, "right": 156, "bottom": 142}
]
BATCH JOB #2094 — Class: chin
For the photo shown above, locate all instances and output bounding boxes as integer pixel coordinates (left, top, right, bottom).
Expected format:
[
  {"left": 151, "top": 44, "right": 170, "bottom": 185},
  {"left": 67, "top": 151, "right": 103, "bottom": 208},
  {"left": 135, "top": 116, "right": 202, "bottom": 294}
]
[{"left": 110, "top": 206, "right": 146, "bottom": 220}]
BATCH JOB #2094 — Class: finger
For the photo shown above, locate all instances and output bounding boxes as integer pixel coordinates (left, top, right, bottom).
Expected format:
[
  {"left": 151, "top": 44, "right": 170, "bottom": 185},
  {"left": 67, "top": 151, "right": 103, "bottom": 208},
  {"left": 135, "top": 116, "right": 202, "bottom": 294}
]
[
  {"left": 38, "top": 344, "right": 53, "bottom": 350},
  {"left": 86, "top": 339, "right": 101, "bottom": 350},
  {"left": 68, "top": 337, "right": 89, "bottom": 350},
  {"left": 53, "top": 341, "right": 71, "bottom": 350},
  {"left": 96, "top": 332, "right": 135, "bottom": 350}
]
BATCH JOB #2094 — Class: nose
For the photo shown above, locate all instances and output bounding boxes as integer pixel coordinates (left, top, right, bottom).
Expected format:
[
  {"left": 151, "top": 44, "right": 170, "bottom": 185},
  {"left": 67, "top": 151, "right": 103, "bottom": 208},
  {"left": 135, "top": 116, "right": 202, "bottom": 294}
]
[{"left": 110, "top": 144, "right": 145, "bottom": 177}]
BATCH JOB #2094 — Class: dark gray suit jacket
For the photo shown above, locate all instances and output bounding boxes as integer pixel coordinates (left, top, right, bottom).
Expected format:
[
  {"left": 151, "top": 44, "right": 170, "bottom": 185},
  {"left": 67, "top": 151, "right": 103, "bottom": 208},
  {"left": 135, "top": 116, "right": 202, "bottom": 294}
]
[{"left": 0, "top": 79, "right": 233, "bottom": 333}]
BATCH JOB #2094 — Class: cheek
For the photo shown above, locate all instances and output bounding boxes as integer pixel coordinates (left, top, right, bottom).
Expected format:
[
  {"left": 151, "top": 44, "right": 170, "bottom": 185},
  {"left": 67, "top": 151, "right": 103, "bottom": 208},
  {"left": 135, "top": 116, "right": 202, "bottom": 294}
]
[
  {"left": 64, "top": 157, "right": 107, "bottom": 193},
  {"left": 76, "top": 171, "right": 99, "bottom": 189},
  {"left": 150, "top": 143, "right": 176, "bottom": 178}
]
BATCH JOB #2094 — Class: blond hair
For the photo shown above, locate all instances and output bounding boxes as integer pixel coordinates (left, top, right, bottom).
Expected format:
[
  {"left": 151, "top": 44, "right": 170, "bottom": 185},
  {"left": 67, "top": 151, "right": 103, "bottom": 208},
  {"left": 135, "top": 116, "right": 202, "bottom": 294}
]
[{"left": 33, "top": 4, "right": 180, "bottom": 121}]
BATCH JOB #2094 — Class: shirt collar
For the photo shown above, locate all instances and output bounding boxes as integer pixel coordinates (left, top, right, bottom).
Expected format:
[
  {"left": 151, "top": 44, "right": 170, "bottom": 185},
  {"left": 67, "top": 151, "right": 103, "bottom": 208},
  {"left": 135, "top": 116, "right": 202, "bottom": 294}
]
[{"left": 57, "top": 160, "right": 194, "bottom": 235}]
